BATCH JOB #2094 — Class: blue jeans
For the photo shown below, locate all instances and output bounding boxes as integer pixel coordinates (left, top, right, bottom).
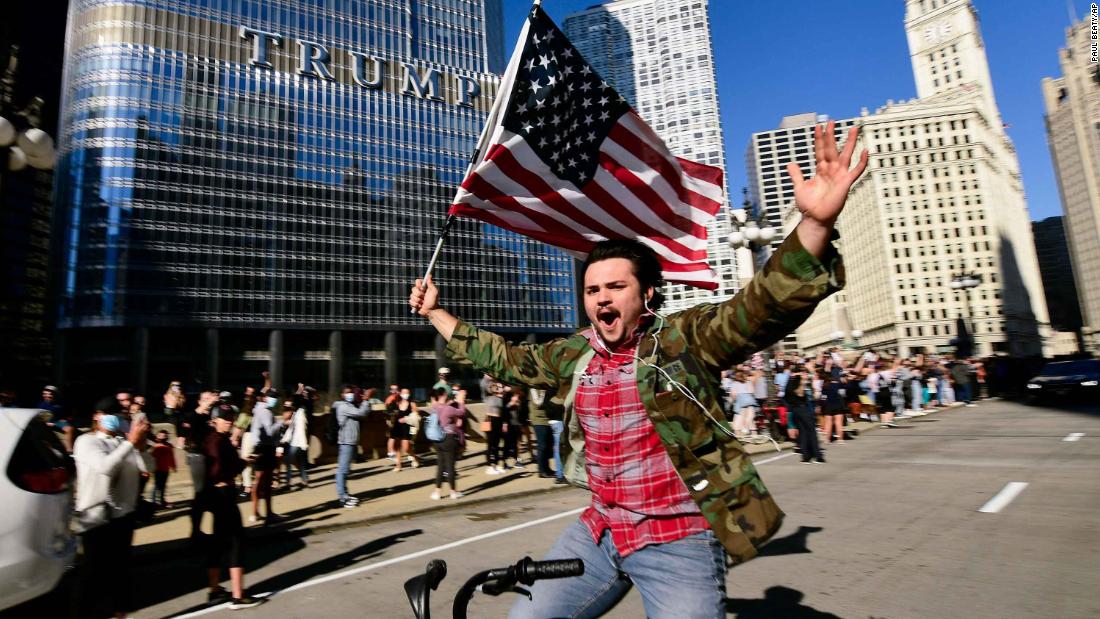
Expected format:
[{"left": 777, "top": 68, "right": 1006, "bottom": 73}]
[
  {"left": 284, "top": 445, "right": 309, "bottom": 486},
  {"left": 336, "top": 443, "right": 356, "bottom": 500},
  {"left": 956, "top": 383, "right": 971, "bottom": 404},
  {"left": 548, "top": 420, "right": 564, "bottom": 480},
  {"left": 508, "top": 520, "right": 727, "bottom": 619}
]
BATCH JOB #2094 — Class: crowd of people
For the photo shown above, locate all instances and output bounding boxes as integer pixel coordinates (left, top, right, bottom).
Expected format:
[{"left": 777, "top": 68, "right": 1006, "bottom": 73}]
[
  {"left": 0, "top": 348, "right": 1011, "bottom": 619},
  {"left": 720, "top": 349, "right": 986, "bottom": 463},
  {"left": 0, "top": 333, "right": 1002, "bottom": 619},
  {"left": 4, "top": 367, "right": 576, "bottom": 616}
]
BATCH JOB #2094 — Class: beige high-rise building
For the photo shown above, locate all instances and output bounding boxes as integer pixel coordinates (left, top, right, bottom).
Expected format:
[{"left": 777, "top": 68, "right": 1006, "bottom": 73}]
[
  {"left": 747, "top": 113, "right": 860, "bottom": 354},
  {"left": 1042, "top": 17, "right": 1100, "bottom": 355},
  {"left": 792, "top": 0, "right": 1050, "bottom": 357}
]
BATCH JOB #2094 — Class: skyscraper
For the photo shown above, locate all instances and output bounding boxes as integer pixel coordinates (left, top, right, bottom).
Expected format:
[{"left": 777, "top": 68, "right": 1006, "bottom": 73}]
[
  {"left": 794, "top": 0, "right": 1049, "bottom": 357},
  {"left": 1031, "top": 216, "right": 1083, "bottom": 354},
  {"left": 1042, "top": 15, "right": 1100, "bottom": 355},
  {"left": 53, "top": 0, "right": 577, "bottom": 397},
  {"left": 563, "top": 0, "right": 738, "bottom": 312}
]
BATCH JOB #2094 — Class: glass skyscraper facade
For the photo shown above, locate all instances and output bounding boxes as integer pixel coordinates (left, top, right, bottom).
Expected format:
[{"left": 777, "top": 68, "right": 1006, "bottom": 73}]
[
  {"left": 54, "top": 0, "right": 576, "bottom": 396},
  {"left": 564, "top": 0, "right": 739, "bottom": 314}
]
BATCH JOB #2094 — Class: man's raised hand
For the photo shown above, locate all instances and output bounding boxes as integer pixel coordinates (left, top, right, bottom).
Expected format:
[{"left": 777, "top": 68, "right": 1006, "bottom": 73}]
[
  {"left": 787, "top": 121, "right": 869, "bottom": 228},
  {"left": 787, "top": 121, "right": 869, "bottom": 258}
]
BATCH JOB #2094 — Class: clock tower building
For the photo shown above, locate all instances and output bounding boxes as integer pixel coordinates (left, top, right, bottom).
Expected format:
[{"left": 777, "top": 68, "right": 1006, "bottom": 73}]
[
  {"left": 905, "top": 0, "right": 1002, "bottom": 129},
  {"left": 792, "top": 0, "right": 1052, "bottom": 357}
]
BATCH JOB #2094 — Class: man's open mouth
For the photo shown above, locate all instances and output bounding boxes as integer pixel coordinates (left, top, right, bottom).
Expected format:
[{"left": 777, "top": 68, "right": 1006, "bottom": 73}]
[{"left": 597, "top": 310, "right": 619, "bottom": 328}]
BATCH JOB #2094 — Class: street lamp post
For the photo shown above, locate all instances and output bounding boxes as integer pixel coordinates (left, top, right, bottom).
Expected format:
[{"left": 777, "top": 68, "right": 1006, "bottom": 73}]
[
  {"left": 729, "top": 187, "right": 777, "bottom": 252},
  {"left": 949, "top": 271, "right": 982, "bottom": 358},
  {"left": 0, "top": 46, "right": 57, "bottom": 174},
  {"left": 731, "top": 187, "right": 782, "bottom": 439},
  {"left": 850, "top": 329, "right": 863, "bottom": 349}
]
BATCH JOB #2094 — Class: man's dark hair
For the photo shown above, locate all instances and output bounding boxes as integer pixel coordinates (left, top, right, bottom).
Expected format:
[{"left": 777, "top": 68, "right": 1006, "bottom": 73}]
[
  {"left": 430, "top": 387, "right": 448, "bottom": 400},
  {"left": 582, "top": 239, "right": 665, "bottom": 312}
]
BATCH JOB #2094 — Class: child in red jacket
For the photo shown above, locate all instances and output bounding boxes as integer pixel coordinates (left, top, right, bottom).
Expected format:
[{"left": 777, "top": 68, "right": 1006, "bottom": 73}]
[{"left": 151, "top": 429, "right": 177, "bottom": 507}]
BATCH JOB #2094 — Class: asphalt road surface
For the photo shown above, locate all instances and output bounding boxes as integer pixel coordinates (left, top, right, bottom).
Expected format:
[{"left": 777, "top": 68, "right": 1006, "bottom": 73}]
[{"left": 20, "top": 399, "right": 1100, "bottom": 618}]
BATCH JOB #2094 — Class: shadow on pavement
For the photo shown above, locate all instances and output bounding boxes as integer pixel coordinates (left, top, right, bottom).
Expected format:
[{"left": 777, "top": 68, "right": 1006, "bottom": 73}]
[
  {"left": 757, "top": 526, "right": 823, "bottom": 558},
  {"left": 162, "top": 529, "right": 423, "bottom": 617},
  {"left": 460, "top": 470, "right": 535, "bottom": 498},
  {"left": 725, "top": 586, "right": 842, "bottom": 618},
  {"left": 248, "top": 528, "right": 423, "bottom": 593}
]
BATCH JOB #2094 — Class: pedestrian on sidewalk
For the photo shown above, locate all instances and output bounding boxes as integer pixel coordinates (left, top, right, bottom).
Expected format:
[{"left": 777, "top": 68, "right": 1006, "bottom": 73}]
[
  {"left": 874, "top": 362, "right": 898, "bottom": 428},
  {"left": 503, "top": 389, "right": 524, "bottom": 470},
  {"left": 432, "top": 367, "right": 453, "bottom": 399},
  {"left": 529, "top": 387, "right": 556, "bottom": 478},
  {"left": 74, "top": 412, "right": 149, "bottom": 619},
  {"left": 429, "top": 386, "right": 466, "bottom": 500},
  {"left": 483, "top": 382, "right": 506, "bottom": 474},
  {"left": 787, "top": 370, "right": 825, "bottom": 464},
  {"left": 731, "top": 370, "right": 757, "bottom": 438},
  {"left": 333, "top": 386, "right": 369, "bottom": 508},
  {"left": 404, "top": 395, "right": 422, "bottom": 469},
  {"left": 281, "top": 398, "right": 310, "bottom": 489},
  {"left": 951, "top": 358, "right": 975, "bottom": 406},
  {"left": 821, "top": 370, "right": 846, "bottom": 445},
  {"left": 383, "top": 383, "right": 400, "bottom": 459},
  {"left": 248, "top": 389, "right": 285, "bottom": 523},
  {"left": 387, "top": 388, "right": 418, "bottom": 472},
  {"left": 202, "top": 406, "right": 263, "bottom": 609},
  {"left": 235, "top": 373, "right": 270, "bottom": 497},
  {"left": 547, "top": 393, "right": 567, "bottom": 486},
  {"left": 909, "top": 366, "right": 925, "bottom": 413},
  {"left": 181, "top": 390, "right": 217, "bottom": 538},
  {"left": 163, "top": 380, "right": 186, "bottom": 435},
  {"left": 150, "top": 429, "right": 176, "bottom": 507}
]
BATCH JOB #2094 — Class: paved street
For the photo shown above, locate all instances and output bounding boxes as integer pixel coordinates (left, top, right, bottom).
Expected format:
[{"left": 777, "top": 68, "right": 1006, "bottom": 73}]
[{"left": 9, "top": 399, "right": 1100, "bottom": 618}]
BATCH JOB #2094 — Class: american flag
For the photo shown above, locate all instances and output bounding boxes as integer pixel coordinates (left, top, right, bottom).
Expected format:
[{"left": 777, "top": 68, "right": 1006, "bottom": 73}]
[{"left": 450, "top": 5, "right": 724, "bottom": 289}]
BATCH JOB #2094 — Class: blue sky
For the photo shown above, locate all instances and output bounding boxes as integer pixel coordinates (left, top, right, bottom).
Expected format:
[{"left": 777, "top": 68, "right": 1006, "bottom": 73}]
[{"left": 501, "top": 0, "right": 1082, "bottom": 222}]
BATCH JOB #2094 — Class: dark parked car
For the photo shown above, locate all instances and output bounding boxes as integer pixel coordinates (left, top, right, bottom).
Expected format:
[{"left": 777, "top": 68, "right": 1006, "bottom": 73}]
[{"left": 1026, "top": 359, "right": 1100, "bottom": 402}]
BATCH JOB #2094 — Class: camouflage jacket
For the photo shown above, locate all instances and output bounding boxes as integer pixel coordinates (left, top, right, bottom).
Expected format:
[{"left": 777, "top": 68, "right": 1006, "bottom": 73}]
[{"left": 445, "top": 232, "right": 844, "bottom": 564}]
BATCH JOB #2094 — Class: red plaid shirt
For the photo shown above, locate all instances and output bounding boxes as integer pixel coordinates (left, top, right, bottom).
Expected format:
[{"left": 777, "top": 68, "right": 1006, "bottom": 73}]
[{"left": 576, "top": 328, "right": 710, "bottom": 557}]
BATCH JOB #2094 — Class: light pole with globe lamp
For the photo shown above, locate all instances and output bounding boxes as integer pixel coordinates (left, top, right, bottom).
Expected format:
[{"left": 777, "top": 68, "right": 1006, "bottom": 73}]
[
  {"left": 729, "top": 187, "right": 778, "bottom": 254},
  {"left": 0, "top": 44, "right": 58, "bottom": 396},
  {"left": 0, "top": 46, "right": 57, "bottom": 174},
  {"left": 949, "top": 272, "right": 981, "bottom": 358},
  {"left": 850, "top": 329, "right": 863, "bottom": 349},
  {"left": 729, "top": 189, "right": 780, "bottom": 439}
]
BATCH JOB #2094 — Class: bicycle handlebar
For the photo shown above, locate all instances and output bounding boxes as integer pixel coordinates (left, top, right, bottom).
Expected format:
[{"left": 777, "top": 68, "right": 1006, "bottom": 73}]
[
  {"left": 516, "top": 557, "right": 585, "bottom": 584},
  {"left": 451, "top": 556, "right": 585, "bottom": 618}
]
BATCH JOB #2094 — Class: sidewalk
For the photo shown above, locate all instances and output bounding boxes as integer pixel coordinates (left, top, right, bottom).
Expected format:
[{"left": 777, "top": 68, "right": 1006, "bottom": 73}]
[{"left": 134, "top": 407, "right": 956, "bottom": 558}]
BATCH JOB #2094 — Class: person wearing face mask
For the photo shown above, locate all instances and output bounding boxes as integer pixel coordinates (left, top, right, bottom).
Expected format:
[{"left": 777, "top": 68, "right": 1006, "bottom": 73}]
[
  {"left": 248, "top": 389, "right": 285, "bottom": 523},
  {"left": 74, "top": 411, "right": 150, "bottom": 618},
  {"left": 332, "top": 386, "right": 369, "bottom": 507},
  {"left": 410, "top": 121, "right": 865, "bottom": 619}
]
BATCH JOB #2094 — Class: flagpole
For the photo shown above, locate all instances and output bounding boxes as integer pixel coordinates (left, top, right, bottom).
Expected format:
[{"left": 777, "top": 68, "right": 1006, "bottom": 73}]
[{"left": 413, "top": 1, "right": 539, "bottom": 311}]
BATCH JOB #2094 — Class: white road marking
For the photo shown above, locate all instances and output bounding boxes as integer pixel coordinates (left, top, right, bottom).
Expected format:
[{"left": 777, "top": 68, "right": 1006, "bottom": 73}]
[
  {"left": 1063, "top": 432, "right": 1085, "bottom": 442},
  {"left": 978, "top": 482, "right": 1029, "bottom": 514},
  {"left": 173, "top": 451, "right": 795, "bottom": 618},
  {"left": 173, "top": 507, "right": 585, "bottom": 618},
  {"left": 754, "top": 452, "right": 796, "bottom": 466}
]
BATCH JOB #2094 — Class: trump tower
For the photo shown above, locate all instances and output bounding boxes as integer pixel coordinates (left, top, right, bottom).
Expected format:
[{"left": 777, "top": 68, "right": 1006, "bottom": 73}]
[{"left": 53, "top": 0, "right": 577, "bottom": 399}]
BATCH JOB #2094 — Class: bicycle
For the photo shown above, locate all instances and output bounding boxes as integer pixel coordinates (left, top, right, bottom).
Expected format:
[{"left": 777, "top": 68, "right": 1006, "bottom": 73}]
[{"left": 404, "top": 555, "right": 584, "bottom": 619}]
